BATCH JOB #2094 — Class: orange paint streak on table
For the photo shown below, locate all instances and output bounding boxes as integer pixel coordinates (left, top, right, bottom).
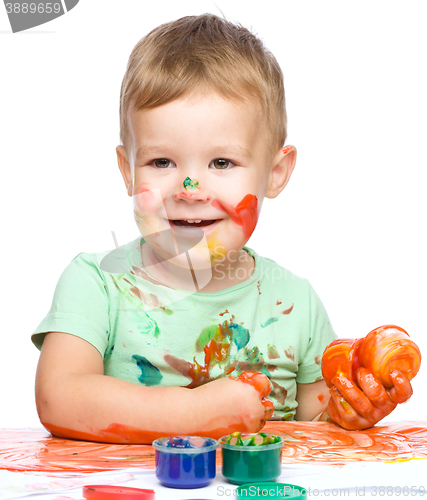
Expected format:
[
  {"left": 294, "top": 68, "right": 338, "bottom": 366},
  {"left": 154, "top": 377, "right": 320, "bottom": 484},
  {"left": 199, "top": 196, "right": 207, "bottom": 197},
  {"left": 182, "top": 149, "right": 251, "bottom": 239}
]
[{"left": 1, "top": 421, "right": 426, "bottom": 476}]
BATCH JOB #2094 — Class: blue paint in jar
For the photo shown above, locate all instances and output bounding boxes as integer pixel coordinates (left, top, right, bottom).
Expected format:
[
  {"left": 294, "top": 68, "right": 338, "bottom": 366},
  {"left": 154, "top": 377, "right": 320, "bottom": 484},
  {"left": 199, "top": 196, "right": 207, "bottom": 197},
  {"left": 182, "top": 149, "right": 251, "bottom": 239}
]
[{"left": 152, "top": 436, "right": 218, "bottom": 488}]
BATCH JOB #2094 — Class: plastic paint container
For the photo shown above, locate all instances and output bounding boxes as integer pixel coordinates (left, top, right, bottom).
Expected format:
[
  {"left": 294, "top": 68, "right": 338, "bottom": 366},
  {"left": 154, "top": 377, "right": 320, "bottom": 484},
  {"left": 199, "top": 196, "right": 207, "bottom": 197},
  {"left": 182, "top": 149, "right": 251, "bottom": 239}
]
[
  {"left": 219, "top": 433, "right": 284, "bottom": 485},
  {"left": 152, "top": 436, "right": 218, "bottom": 488},
  {"left": 236, "top": 482, "right": 307, "bottom": 499},
  {"left": 83, "top": 485, "right": 155, "bottom": 500}
]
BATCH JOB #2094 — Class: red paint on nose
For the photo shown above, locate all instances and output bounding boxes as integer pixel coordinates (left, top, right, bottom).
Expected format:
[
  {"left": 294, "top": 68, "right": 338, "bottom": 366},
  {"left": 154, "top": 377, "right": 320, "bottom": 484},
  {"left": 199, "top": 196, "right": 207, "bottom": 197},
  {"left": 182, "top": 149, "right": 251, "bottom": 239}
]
[{"left": 211, "top": 194, "right": 259, "bottom": 239}]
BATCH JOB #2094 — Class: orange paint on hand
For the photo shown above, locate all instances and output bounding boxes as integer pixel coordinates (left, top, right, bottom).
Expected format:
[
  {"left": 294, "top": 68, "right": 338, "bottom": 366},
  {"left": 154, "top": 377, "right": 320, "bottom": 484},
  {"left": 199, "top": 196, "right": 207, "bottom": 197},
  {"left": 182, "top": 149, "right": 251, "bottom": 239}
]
[
  {"left": 229, "top": 371, "right": 274, "bottom": 422},
  {"left": 322, "top": 325, "right": 421, "bottom": 388},
  {"left": 321, "top": 325, "right": 422, "bottom": 430}
]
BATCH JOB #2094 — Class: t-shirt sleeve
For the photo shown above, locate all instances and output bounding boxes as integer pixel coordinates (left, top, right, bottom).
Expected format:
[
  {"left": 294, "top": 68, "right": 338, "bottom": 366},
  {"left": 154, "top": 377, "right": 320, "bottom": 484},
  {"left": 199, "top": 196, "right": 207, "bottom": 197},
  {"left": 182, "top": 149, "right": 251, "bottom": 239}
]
[
  {"left": 31, "top": 253, "right": 110, "bottom": 356},
  {"left": 296, "top": 281, "right": 337, "bottom": 384}
]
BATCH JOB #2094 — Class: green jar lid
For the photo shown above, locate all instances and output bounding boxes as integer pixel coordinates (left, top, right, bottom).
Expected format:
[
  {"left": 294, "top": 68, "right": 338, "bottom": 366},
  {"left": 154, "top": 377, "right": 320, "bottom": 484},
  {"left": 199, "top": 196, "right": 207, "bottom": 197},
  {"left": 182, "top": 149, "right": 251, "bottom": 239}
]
[{"left": 236, "top": 482, "right": 307, "bottom": 499}]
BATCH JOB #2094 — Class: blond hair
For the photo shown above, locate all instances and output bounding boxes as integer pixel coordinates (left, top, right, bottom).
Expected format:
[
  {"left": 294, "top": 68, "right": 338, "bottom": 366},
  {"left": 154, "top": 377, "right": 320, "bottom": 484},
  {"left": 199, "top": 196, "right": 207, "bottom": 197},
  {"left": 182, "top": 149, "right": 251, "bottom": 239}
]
[{"left": 119, "top": 14, "right": 287, "bottom": 152}]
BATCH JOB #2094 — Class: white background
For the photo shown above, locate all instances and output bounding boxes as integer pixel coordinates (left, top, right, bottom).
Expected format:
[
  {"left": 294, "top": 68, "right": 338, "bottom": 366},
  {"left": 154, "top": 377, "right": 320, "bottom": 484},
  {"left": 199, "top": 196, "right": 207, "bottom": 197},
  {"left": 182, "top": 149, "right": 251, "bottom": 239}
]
[{"left": 1, "top": 1, "right": 426, "bottom": 427}]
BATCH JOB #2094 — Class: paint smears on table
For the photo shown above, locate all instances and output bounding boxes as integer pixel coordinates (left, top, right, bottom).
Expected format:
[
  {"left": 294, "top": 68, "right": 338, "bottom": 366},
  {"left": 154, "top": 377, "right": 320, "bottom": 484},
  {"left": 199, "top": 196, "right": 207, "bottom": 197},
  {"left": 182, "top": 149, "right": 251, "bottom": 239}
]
[{"left": 1, "top": 422, "right": 427, "bottom": 475}]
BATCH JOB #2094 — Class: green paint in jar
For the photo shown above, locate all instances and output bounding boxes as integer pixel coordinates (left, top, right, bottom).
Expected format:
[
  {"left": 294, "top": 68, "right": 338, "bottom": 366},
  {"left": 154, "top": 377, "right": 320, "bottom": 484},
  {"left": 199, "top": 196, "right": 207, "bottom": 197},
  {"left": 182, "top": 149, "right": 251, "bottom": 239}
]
[{"left": 219, "top": 432, "right": 284, "bottom": 485}]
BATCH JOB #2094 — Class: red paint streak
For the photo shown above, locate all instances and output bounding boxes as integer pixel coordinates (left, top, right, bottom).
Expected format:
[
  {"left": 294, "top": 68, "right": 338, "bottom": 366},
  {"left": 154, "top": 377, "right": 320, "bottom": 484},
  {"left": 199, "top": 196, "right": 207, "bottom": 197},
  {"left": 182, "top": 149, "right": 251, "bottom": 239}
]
[
  {"left": 282, "top": 146, "right": 292, "bottom": 155},
  {"left": 276, "top": 300, "right": 282, "bottom": 305},
  {"left": 219, "top": 309, "right": 229, "bottom": 316},
  {"left": 211, "top": 194, "right": 259, "bottom": 240},
  {"left": 281, "top": 303, "right": 294, "bottom": 315},
  {"left": 257, "top": 280, "right": 261, "bottom": 295}
]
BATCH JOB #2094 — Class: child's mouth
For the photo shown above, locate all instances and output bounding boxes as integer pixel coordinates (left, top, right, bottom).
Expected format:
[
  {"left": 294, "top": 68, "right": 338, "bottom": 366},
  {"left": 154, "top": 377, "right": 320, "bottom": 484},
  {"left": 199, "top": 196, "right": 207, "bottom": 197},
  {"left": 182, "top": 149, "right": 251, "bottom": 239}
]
[{"left": 170, "top": 219, "right": 219, "bottom": 228}]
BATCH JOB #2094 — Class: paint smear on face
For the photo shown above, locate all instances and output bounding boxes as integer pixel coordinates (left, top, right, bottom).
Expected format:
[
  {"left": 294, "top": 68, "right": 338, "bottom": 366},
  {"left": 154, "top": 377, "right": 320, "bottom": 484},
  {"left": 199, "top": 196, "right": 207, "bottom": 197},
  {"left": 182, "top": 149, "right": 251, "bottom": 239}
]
[
  {"left": 3, "top": 422, "right": 427, "bottom": 474},
  {"left": 212, "top": 194, "right": 259, "bottom": 240},
  {"left": 183, "top": 176, "right": 200, "bottom": 191}
]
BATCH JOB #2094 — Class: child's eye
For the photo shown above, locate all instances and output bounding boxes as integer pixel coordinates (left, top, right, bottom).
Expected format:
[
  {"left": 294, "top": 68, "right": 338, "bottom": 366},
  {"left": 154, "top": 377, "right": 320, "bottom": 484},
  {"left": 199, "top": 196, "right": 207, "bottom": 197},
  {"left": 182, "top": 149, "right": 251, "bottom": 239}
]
[
  {"left": 153, "top": 158, "right": 173, "bottom": 168},
  {"left": 211, "top": 158, "right": 233, "bottom": 170}
]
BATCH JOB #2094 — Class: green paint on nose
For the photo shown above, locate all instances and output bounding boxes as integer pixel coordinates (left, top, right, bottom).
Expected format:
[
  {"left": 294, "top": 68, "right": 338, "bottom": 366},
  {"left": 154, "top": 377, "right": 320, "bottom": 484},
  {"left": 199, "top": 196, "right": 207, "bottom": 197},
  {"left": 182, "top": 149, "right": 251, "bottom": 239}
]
[{"left": 183, "top": 176, "right": 199, "bottom": 190}]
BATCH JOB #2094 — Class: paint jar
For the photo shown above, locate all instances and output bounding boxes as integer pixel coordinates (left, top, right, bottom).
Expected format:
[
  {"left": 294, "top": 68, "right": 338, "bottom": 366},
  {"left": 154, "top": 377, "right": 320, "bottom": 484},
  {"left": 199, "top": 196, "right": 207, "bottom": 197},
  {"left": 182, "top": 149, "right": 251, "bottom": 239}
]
[
  {"left": 236, "top": 482, "right": 307, "bottom": 499},
  {"left": 152, "top": 436, "right": 218, "bottom": 488},
  {"left": 219, "top": 433, "right": 284, "bottom": 485}
]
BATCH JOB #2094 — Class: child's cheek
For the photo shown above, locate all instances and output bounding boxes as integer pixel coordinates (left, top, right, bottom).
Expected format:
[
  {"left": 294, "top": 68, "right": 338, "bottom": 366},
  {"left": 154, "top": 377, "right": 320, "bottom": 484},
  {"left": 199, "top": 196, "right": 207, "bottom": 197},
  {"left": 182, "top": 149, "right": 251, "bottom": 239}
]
[{"left": 132, "top": 184, "right": 169, "bottom": 236}]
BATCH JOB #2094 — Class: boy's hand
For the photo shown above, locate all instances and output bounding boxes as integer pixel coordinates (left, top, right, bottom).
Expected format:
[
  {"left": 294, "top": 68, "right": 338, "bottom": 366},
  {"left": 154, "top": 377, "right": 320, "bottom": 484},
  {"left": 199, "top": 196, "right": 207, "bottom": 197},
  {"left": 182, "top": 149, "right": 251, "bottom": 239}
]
[
  {"left": 229, "top": 371, "right": 275, "bottom": 423},
  {"left": 196, "top": 371, "right": 274, "bottom": 438},
  {"left": 324, "top": 368, "right": 413, "bottom": 430}
]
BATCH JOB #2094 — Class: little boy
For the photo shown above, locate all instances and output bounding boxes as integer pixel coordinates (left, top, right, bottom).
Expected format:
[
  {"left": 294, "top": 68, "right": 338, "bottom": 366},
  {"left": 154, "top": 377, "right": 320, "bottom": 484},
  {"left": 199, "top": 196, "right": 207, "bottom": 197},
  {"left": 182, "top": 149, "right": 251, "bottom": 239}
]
[{"left": 32, "top": 14, "right": 412, "bottom": 443}]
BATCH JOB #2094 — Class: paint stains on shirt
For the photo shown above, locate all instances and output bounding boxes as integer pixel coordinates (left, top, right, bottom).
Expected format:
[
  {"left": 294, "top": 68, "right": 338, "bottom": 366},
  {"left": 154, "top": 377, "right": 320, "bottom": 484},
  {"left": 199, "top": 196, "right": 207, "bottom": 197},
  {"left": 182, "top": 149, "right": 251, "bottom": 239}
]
[
  {"left": 284, "top": 347, "right": 295, "bottom": 362},
  {"left": 271, "top": 380, "right": 288, "bottom": 405},
  {"left": 267, "top": 344, "right": 280, "bottom": 360},
  {"left": 261, "top": 303, "right": 294, "bottom": 328},
  {"left": 132, "top": 355, "right": 163, "bottom": 386}
]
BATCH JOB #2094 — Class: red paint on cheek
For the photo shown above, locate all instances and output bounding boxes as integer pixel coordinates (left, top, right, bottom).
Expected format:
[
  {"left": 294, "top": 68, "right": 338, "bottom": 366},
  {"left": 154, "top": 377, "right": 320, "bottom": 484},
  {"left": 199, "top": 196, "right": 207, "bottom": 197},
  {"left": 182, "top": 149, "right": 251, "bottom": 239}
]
[
  {"left": 212, "top": 194, "right": 259, "bottom": 239},
  {"left": 318, "top": 393, "right": 326, "bottom": 403}
]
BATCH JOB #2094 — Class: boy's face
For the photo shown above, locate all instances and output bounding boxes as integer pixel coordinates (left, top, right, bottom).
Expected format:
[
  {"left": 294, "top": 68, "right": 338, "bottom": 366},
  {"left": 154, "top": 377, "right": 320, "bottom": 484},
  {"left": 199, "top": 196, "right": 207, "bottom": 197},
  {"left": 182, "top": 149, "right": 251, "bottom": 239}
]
[{"left": 117, "top": 93, "right": 295, "bottom": 274}]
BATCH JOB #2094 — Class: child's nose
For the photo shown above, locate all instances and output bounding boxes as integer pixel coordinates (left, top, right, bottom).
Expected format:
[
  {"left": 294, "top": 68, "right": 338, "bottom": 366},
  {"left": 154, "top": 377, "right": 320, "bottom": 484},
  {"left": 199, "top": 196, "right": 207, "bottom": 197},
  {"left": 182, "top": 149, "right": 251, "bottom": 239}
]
[{"left": 173, "top": 176, "right": 211, "bottom": 203}]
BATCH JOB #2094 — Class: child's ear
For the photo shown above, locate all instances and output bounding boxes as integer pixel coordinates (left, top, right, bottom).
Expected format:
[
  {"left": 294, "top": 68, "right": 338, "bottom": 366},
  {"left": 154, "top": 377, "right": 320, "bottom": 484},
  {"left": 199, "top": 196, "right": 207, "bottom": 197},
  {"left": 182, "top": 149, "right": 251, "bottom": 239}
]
[
  {"left": 265, "top": 145, "right": 297, "bottom": 199},
  {"left": 116, "top": 145, "right": 133, "bottom": 197}
]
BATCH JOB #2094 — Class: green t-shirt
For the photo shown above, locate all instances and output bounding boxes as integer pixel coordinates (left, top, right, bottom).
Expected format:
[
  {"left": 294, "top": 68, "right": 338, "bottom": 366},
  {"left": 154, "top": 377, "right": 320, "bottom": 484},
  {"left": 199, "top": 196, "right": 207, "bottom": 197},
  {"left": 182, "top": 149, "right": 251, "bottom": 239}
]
[{"left": 32, "top": 237, "right": 336, "bottom": 420}]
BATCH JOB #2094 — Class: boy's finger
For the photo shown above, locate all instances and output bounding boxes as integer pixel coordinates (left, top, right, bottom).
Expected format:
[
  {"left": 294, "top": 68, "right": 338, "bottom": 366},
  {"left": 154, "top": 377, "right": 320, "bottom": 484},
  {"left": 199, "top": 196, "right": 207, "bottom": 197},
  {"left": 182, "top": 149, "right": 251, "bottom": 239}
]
[
  {"left": 327, "top": 387, "right": 371, "bottom": 430},
  {"left": 261, "top": 397, "right": 275, "bottom": 422},
  {"left": 356, "top": 368, "right": 396, "bottom": 413},
  {"left": 332, "top": 373, "right": 374, "bottom": 419},
  {"left": 388, "top": 370, "right": 413, "bottom": 404}
]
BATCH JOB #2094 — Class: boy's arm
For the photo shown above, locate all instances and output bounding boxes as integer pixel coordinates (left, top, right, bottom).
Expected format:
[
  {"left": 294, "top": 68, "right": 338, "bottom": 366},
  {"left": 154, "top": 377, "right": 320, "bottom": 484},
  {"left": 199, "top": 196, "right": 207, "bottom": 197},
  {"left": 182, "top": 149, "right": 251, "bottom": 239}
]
[
  {"left": 294, "top": 380, "right": 330, "bottom": 421},
  {"left": 35, "top": 332, "right": 271, "bottom": 443}
]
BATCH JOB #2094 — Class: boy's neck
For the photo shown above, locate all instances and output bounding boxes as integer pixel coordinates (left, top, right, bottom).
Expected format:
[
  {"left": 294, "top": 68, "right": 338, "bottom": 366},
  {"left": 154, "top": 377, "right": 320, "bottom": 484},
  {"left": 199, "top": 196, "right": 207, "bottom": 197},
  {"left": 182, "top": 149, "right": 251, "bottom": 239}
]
[{"left": 139, "top": 242, "right": 255, "bottom": 293}]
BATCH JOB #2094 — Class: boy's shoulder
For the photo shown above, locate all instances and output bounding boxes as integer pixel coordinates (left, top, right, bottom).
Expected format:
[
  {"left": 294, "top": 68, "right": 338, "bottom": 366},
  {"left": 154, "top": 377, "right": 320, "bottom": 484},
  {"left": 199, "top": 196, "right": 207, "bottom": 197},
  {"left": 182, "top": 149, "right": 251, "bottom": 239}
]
[{"left": 67, "top": 238, "right": 143, "bottom": 275}]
